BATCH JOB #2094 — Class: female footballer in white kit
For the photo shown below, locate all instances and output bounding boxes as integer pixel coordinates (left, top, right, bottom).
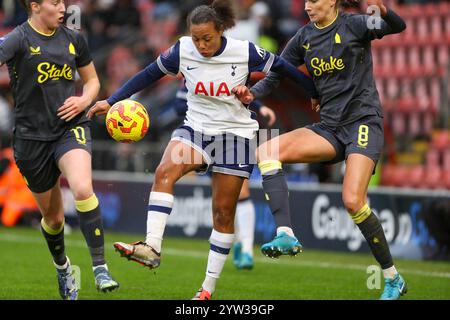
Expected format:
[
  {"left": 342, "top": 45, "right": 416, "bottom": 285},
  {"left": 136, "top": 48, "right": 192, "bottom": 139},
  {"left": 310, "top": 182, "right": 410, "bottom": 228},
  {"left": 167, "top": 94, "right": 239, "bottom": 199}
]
[{"left": 88, "top": 0, "right": 318, "bottom": 300}]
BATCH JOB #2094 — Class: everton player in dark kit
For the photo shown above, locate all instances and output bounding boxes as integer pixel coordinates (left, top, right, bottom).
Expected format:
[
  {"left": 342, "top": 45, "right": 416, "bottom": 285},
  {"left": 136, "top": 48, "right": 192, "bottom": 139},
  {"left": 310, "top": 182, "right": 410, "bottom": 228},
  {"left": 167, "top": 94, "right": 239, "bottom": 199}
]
[
  {"left": 234, "top": 0, "right": 407, "bottom": 300},
  {"left": 0, "top": 0, "right": 118, "bottom": 299}
]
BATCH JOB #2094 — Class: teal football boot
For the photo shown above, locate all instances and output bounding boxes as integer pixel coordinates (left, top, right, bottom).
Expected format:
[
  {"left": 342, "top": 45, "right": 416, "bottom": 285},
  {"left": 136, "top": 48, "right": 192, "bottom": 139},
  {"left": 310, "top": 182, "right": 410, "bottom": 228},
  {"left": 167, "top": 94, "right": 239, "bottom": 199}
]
[
  {"left": 261, "top": 232, "right": 303, "bottom": 258},
  {"left": 233, "top": 242, "right": 242, "bottom": 269},
  {"left": 238, "top": 252, "right": 254, "bottom": 270},
  {"left": 380, "top": 274, "right": 407, "bottom": 300}
]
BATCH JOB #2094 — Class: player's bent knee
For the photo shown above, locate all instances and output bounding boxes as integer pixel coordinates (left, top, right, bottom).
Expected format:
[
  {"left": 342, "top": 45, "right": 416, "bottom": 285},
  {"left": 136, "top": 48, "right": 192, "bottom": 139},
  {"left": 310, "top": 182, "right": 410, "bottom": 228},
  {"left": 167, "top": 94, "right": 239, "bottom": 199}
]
[
  {"left": 44, "top": 216, "right": 65, "bottom": 231},
  {"left": 256, "top": 142, "right": 278, "bottom": 163},
  {"left": 342, "top": 193, "right": 365, "bottom": 215},
  {"left": 212, "top": 205, "right": 235, "bottom": 229},
  {"left": 71, "top": 182, "right": 94, "bottom": 201},
  {"left": 154, "top": 163, "right": 181, "bottom": 187}
]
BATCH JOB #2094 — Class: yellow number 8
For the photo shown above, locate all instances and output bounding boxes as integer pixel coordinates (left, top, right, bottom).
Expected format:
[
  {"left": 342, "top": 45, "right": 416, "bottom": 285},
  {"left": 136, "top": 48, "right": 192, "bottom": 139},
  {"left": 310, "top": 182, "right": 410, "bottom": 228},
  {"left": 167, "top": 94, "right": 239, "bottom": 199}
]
[
  {"left": 71, "top": 126, "right": 86, "bottom": 145},
  {"left": 358, "top": 125, "right": 369, "bottom": 148}
]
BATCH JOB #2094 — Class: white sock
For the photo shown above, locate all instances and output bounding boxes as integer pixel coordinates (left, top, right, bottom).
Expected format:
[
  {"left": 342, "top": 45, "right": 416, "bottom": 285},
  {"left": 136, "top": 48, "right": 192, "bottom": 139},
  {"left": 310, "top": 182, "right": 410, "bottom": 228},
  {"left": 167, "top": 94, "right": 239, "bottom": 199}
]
[
  {"left": 202, "top": 229, "right": 234, "bottom": 294},
  {"left": 235, "top": 199, "right": 255, "bottom": 256},
  {"left": 383, "top": 265, "right": 398, "bottom": 279},
  {"left": 93, "top": 264, "right": 108, "bottom": 272},
  {"left": 54, "top": 256, "right": 69, "bottom": 270},
  {"left": 277, "top": 226, "right": 294, "bottom": 237},
  {"left": 146, "top": 192, "right": 174, "bottom": 252}
]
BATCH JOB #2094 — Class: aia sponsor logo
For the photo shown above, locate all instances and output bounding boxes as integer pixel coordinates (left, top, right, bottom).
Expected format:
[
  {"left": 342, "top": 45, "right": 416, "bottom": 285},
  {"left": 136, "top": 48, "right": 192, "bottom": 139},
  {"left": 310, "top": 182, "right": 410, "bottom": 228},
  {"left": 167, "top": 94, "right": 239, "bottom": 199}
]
[{"left": 194, "top": 82, "right": 231, "bottom": 97}]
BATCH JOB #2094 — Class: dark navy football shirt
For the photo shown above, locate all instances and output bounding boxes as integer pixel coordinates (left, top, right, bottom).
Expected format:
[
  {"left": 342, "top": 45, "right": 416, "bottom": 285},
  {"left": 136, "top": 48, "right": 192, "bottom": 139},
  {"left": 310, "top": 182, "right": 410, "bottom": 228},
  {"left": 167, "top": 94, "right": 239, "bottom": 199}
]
[
  {"left": 0, "top": 21, "right": 92, "bottom": 141},
  {"left": 251, "top": 10, "right": 406, "bottom": 126}
]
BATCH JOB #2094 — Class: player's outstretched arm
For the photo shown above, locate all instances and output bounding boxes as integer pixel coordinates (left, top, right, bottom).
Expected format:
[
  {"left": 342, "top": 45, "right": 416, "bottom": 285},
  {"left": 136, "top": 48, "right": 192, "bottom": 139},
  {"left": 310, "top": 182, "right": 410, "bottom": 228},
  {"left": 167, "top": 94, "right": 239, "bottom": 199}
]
[
  {"left": 87, "top": 62, "right": 166, "bottom": 118},
  {"left": 0, "top": 32, "right": 21, "bottom": 69},
  {"left": 243, "top": 55, "right": 318, "bottom": 102},
  {"left": 58, "top": 62, "right": 100, "bottom": 122},
  {"left": 268, "top": 57, "right": 319, "bottom": 99},
  {"left": 250, "top": 31, "right": 307, "bottom": 100},
  {"left": 88, "top": 41, "right": 180, "bottom": 118}
]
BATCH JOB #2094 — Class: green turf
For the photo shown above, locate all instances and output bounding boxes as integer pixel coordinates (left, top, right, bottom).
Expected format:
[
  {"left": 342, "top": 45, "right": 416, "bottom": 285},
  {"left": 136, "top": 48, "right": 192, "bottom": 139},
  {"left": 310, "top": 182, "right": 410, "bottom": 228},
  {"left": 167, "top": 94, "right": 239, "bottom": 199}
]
[{"left": 0, "top": 227, "right": 449, "bottom": 300}]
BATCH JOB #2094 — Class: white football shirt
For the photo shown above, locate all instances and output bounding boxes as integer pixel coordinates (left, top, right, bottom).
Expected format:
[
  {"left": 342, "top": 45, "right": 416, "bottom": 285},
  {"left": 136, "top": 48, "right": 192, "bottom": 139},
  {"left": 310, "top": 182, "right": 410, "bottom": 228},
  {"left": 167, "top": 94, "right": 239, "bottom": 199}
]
[{"left": 156, "top": 36, "right": 275, "bottom": 139}]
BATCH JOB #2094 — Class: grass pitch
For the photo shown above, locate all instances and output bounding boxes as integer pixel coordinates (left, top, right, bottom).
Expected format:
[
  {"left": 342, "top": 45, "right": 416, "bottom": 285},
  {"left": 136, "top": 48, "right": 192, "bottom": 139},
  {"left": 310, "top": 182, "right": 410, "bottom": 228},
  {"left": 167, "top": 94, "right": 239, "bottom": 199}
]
[{"left": 0, "top": 227, "right": 449, "bottom": 300}]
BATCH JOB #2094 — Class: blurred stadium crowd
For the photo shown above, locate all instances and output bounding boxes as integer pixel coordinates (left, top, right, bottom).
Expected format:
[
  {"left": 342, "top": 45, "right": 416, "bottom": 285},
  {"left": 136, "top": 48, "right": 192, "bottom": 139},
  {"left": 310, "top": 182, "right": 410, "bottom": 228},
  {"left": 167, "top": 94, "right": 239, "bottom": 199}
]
[{"left": 0, "top": 0, "right": 449, "bottom": 189}]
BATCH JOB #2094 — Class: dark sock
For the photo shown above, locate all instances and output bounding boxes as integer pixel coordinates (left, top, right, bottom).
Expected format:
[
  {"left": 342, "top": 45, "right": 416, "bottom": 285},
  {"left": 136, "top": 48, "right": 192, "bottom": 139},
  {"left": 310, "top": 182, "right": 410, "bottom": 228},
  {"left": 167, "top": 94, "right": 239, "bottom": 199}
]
[
  {"left": 261, "top": 169, "right": 292, "bottom": 228},
  {"left": 353, "top": 205, "right": 394, "bottom": 269},
  {"left": 41, "top": 220, "right": 67, "bottom": 266},
  {"left": 76, "top": 194, "right": 106, "bottom": 267}
]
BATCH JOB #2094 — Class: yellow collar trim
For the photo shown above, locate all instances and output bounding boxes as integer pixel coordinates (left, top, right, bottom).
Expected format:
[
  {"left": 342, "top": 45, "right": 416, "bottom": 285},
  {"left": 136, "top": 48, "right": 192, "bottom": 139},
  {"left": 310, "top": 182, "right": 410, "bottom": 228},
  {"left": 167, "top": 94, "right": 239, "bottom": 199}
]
[
  {"left": 314, "top": 10, "right": 339, "bottom": 30},
  {"left": 28, "top": 19, "right": 56, "bottom": 37}
]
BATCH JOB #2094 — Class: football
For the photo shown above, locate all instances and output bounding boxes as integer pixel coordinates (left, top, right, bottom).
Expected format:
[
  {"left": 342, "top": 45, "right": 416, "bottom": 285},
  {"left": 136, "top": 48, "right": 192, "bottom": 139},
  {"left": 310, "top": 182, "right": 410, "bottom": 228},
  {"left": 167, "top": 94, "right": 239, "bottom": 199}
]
[{"left": 105, "top": 99, "right": 150, "bottom": 143}]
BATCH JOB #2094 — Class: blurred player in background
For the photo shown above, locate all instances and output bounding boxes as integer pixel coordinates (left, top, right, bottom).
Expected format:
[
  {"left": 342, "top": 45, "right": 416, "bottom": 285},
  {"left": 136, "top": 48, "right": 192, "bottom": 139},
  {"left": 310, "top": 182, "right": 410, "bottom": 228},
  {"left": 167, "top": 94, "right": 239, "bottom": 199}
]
[
  {"left": 0, "top": 0, "right": 119, "bottom": 300},
  {"left": 234, "top": 0, "right": 407, "bottom": 300},
  {"left": 88, "top": 0, "right": 317, "bottom": 300}
]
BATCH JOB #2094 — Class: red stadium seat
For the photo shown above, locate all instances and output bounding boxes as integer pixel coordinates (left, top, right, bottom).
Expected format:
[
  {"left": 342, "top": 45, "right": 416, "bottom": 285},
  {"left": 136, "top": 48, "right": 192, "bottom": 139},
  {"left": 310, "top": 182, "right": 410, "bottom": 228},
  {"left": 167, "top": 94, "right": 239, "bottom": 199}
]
[
  {"left": 385, "top": 77, "right": 399, "bottom": 101},
  {"left": 424, "top": 3, "right": 439, "bottom": 18},
  {"left": 438, "top": 45, "right": 450, "bottom": 67},
  {"left": 426, "top": 148, "right": 441, "bottom": 167},
  {"left": 397, "top": 96, "right": 415, "bottom": 113},
  {"left": 416, "top": 16, "right": 429, "bottom": 44},
  {"left": 422, "top": 165, "right": 444, "bottom": 189},
  {"left": 407, "top": 46, "right": 421, "bottom": 77},
  {"left": 392, "top": 165, "right": 410, "bottom": 187},
  {"left": 431, "top": 17, "right": 444, "bottom": 44},
  {"left": 409, "top": 165, "right": 425, "bottom": 188},
  {"left": 443, "top": 170, "right": 450, "bottom": 190},
  {"left": 430, "top": 78, "right": 441, "bottom": 114},
  {"left": 381, "top": 163, "right": 397, "bottom": 186},
  {"left": 423, "top": 112, "right": 435, "bottom": 137},
  {"left": 392, "top": 112, "right": 406, "bottom": 136},
  {"left": 438, "top": 2, "right": 450, "bottom": 17},
  {"left": 423, "top": 46, "right": 436, "bottom": 76},
  {"left": 402, "top": 17, "right": 416, "bottom": 44},
  {"left": 388, "top": 33, "right": 402, "bottom": 47},
  {"left": 407, "top": 4, "right": 424, "bottom": 19},
  {"left": 380, "top": 48, "right": 393, "bottom": 77},
  {"left": 394, "top": 47, "right": 407, "bottom": 76},
  {"left": 443, "top": 150, "right": 450, "bottom": 171},
  {"left": 408, "top": 112, "right": 421, "bottom": 137},
  {"left": 432, "top": 131, "right": 450, "bottom": 151},
  {"left": 445, "top": 15, "right": 450, "bottom": 42},
  {"left": 414, "top": 79, "right": 431, "bottom": 112}
]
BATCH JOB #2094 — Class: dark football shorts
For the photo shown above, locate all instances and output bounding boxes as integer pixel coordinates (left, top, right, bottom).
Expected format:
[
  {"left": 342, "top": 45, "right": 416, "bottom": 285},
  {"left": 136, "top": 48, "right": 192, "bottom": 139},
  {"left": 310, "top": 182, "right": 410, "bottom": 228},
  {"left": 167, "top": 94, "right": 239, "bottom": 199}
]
[
  {"left": 305, "top": 115, "right": 384, "bottom": 170},
  {"left": 171, "top": 125, "right": 256, "bottom": 179},
  {"left": 13, "top": 122, "right": 92, "bottom": 193}
]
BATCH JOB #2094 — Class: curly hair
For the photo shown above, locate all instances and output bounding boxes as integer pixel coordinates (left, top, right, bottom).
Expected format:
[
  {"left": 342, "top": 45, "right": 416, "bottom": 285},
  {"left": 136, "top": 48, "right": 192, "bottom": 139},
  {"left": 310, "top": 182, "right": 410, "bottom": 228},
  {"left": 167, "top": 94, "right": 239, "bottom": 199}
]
[{"left": 187, "top": 0, "right": 236, "bottom": 31}]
